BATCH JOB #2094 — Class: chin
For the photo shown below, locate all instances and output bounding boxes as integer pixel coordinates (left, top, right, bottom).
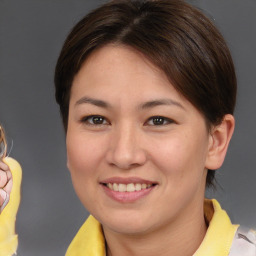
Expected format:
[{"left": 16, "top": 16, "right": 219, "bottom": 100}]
[
  {"left": 98, "top": 210, "right": 154, "bottom": 235},
  {"left": 106, "top": 221, "right": 151, "bottom": 235}
]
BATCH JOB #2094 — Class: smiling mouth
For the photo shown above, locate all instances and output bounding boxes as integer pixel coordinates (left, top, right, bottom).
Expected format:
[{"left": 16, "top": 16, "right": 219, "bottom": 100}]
[{"left": 102, "top": 183, "right": 156, "bottom": 192}]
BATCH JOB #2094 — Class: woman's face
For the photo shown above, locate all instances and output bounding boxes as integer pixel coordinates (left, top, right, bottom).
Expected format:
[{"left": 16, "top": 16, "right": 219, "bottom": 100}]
[{"left": 66, "top": 45, "right": 212, "bottom": 235}]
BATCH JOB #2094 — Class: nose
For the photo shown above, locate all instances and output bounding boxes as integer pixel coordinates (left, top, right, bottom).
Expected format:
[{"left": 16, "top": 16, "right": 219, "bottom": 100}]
[{"left": 106, "top": 124, "right": 147, "bottom": 170}]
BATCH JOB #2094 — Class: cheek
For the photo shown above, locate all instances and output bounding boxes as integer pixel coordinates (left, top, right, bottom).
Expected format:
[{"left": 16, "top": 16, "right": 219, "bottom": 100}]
[
  {"left": 150, "top": 132, "right": 208, "bottom": 185},
  {"left": 66, "top": 130, "right": 104, "bottom": 182},
  {"left": 66, "top": 131, "right": 105, "bottom": 210}
]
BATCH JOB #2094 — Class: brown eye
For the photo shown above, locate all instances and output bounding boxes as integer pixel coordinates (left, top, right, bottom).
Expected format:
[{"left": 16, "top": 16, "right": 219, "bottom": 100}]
[
  {"left": 146, "top": 116, "right": 173, "bottom": 126},
  {"left": 152, "top": 117, "right": 165, "bottom": 125},
  {"left": 82, "top": 115, "right": 109, "bottom": 125}
]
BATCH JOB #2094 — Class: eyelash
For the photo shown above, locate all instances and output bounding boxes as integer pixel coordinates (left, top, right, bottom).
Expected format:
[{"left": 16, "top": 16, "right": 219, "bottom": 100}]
[
  {"left": 80, "top": 115, "right": 174, "bottom": 126},
  {"left": 145, "top": 116, "right": 174, "bottom": 126},
  {"left": 80, "top": 115, "right": 109, "bottom": 126}
]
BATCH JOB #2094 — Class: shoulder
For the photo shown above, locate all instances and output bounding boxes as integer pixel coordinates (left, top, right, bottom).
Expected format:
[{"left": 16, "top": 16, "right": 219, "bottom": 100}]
[{"left": 229, "top": 226, "right": 256, "bottom": 256}]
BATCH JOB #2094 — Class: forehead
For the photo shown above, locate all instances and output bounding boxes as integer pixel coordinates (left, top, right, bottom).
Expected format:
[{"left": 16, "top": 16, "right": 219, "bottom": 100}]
[
  {"left": 78, "top": 44, "right": 165, "bottom": 80},
  {"left": 71, "top": 45, "right": 182, "bottom": 101}
]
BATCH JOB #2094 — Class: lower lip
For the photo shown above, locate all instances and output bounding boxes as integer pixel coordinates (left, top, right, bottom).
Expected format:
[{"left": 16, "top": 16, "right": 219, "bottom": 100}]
[{"left": 101, "top": 185, "right": 155, "bottom": 203}]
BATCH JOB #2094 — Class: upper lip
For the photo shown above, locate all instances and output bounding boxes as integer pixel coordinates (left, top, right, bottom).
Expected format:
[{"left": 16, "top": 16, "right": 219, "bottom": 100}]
[{"left": 100, "top": 177, "right": 158, "bottom": 185}]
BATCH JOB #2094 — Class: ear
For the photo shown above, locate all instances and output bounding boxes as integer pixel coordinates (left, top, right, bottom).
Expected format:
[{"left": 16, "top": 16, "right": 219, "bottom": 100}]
[{"left": 205, "top": 114, "right": 235, "bottom": 170}]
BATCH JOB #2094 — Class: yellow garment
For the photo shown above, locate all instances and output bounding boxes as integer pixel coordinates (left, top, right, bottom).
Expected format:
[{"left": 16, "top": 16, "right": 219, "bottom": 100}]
[
  {"left": 193, "top": 199, "right": 238, "bottom": 256},
  {"left": 66, "top": 215, "right": 105, "bottom": 256},
  {"left": 66, "top": 199, "right": 238, "bottom": 256},
  {"left": 0, "top": 157, "right": 22, "bottom": 256}
]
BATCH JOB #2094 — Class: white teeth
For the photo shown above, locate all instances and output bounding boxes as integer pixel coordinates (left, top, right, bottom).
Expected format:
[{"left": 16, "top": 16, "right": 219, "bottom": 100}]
[
  {"left": 127, "top": 183, "right": 135, "bottom": 192},
  {"left": 107, "top": 183, "right": 113, "bottom": 190},
  {"left": 106, "top": 183, "right": 154, "bottom": 192},
  {"left": 135, "top": 183, "right": 141, "bottom": 191},
  {"left": 113, "top": 183, "right": 118, "bottom": 191},
  {"left": 119, "top": 184, "right": 126, "bottom": 192},
  {"left": 141, "top": 184, "right": 147, "bottom": 189}
]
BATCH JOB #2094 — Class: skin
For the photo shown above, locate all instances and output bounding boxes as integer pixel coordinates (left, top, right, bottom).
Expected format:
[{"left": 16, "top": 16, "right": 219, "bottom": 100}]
[
  {"left": 66, "top": 45, "right": 234, "bottom": 256},
  {"left": 0, "top": 161, "right": 12, "bottom": 210}
]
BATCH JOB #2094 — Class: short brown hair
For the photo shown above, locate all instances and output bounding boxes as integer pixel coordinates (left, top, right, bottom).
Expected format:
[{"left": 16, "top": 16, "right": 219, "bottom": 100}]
[
  {"left": 0, "top": 125, "right": 7, "bottom": 159},
  {"left": 55, "top": 0, "right": 237, "bottom": 187}
]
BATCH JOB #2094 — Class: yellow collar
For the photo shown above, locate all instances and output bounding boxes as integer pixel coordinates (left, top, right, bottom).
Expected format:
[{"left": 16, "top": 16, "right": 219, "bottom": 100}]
[
  {"left": 193, "top": 199, "right": 238, "bottom": 256},
  {"left": 66, "top": 215, "right": 105, "bottom": 256},
  {"left": 66, "top": 199, "right": 238, "bottom": 256}
]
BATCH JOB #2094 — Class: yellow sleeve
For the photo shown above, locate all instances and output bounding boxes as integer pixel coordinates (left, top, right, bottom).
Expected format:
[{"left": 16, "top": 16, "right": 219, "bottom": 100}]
[{"left": 0, "top": 157, "right": 22, "bottom": 256}]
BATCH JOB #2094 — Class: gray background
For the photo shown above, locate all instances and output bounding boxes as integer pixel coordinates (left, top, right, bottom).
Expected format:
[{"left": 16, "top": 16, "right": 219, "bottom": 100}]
[{"left": 0, "top": 0, "right": 255, "bottom": 255}]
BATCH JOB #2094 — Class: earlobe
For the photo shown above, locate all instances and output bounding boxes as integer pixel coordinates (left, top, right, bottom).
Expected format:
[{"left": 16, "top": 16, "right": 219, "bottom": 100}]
[{"left": 205, "top": 114, "right": 235, "bottom": 170}]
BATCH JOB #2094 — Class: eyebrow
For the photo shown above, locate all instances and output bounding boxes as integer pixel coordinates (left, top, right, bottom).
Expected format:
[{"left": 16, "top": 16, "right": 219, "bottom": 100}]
[
  {"left": 75, "top": 97, "right": 110, "bottom": 108},
  {"left": 75, "top": 96, "right": 184, "bottom": 110},
  {"left": 139, "top": 99, "right": 185, "bottom": 110}
]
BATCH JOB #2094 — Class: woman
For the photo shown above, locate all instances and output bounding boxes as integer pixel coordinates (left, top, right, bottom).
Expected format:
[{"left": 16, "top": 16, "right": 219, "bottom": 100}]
[
  {"left": 54, "top": 0, "right": 255, "bottom": 255},
  {"left": 2, "top": 0, "right": 254, "bottom": 255},
  {"left": 0, "top": 125, "right": 22, "bottom": 256}
]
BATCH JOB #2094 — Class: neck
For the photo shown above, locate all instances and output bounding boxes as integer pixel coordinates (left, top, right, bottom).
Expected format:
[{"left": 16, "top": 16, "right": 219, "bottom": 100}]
[{"left": 103, "top": 200, "right": 207, "bottom": 256}]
